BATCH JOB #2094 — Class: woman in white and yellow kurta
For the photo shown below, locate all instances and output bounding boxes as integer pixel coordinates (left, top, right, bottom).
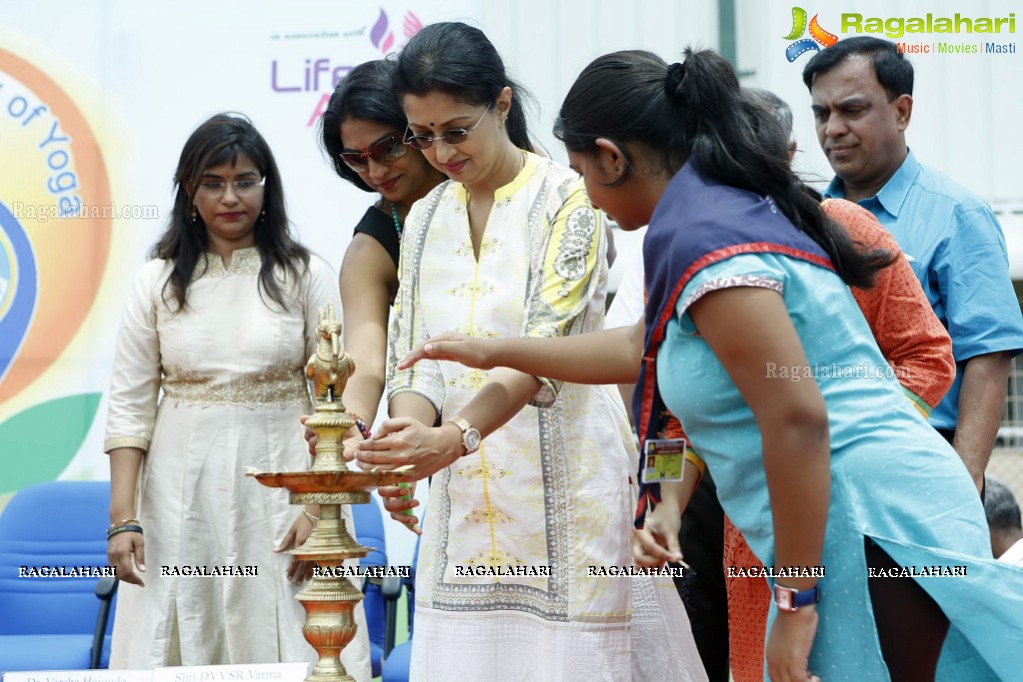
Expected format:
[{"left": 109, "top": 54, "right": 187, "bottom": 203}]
[{"left": 354, "top": 22, "right": 706, "bottom": 682}]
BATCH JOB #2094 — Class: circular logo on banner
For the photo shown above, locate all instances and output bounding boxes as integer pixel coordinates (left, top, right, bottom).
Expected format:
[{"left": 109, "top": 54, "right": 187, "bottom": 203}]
[
  {"left": 0, "top": 49, "right": 111, "bottom": 400},
  {"left": 0, "top": 48, "right": 111, "bottom": 492},
  {"left": 0, "top": 203, "right": 38, "bottom": 382}
]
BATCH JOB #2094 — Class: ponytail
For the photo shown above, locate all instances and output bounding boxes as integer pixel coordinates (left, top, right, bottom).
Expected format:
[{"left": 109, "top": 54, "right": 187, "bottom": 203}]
[
  {"left": 674, "top": 50, "right": 890, "bottom": 285},
  {"left": 556, "top": 48, "right": 892, "bottom": 287}
]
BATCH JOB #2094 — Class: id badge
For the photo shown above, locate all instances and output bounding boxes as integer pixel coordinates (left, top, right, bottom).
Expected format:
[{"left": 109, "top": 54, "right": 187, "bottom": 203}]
[{"left": 641, "top": 438, "right": 687, "bottom": 484}]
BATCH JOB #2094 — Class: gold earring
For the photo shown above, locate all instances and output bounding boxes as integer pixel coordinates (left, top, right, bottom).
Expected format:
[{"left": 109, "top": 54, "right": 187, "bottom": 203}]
[{"left": 190, "top": 206, "right": 198, "bottom": 224}]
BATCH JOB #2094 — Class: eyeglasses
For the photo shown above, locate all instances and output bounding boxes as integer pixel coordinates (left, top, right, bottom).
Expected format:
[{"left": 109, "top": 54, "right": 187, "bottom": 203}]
[
  {"left": 340, "top": 135, "right": 409, "bottom": 171},
  {"left": 195, "top": 177, "right": 266, "bottom": 198},
  {"left": 403, "top": 104, "right": 492, "bottom": 151}
]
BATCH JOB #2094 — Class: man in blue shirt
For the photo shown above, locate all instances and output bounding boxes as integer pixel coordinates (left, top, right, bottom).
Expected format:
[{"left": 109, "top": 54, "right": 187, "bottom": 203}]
[{"left": 802, "top": 36, "right": 1023, "bottom": 495}]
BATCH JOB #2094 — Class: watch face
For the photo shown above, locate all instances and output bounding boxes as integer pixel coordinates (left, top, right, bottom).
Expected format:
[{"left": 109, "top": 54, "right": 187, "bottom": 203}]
[
  {"left": 464, "top": 427, "right": 482, "bottom": 452},
  {"left": 775, "top": 586, "right": 794, "bottom": 611}
]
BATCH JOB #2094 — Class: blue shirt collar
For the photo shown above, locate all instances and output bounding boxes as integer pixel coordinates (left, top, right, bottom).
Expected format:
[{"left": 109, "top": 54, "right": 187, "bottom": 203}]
[{"left": 823, "top": 149, "right": 920, "bottom": 218}]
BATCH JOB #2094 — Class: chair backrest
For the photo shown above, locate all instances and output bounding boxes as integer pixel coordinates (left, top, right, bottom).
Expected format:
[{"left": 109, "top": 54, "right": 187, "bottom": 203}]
[
  {"left": 352, "top": 499, "right": 387, "bottom": 671},
  {"left": 352, "top": 500, "right": 386, "bottom": 568},
  {"left": 0, "top": 481, "right": 113, "bottom": 635}
]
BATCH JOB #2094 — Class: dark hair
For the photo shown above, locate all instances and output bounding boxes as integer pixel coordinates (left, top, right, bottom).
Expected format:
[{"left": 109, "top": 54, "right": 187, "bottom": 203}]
[
  {"left": 802, "top": 37, "right": 913, "bottom": 101},
  {"left": 985, "top": 476, "right": 1023, "bottom": 533},
  {"left": 739, "top": 88, "right": 795, "bottom": 165},
  {"left": 394, "top": 21, "right": 534, "bottom": 152},
  {"left": 743, "top": 88, "right": 794, "bottom": 144},
  {"left": 320, "top": 60, "right": 406, "bottom": 192},
  {"left": 555, "top": 49, "right": 890, "bottom": 287},
  {"left": 152, "top": 113, "right": 309, "bottom": 311}
]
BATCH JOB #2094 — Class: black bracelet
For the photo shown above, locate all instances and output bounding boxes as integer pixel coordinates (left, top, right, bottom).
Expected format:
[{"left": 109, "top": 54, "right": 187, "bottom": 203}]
[{"left": 107, "top": 524, "right": 143, "bottom": 540}]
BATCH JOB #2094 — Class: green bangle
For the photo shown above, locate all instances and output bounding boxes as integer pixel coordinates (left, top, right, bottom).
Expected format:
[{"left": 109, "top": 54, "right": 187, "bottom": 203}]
[{"left": 107, "top": 524, "right": 143, "bottom": 540}]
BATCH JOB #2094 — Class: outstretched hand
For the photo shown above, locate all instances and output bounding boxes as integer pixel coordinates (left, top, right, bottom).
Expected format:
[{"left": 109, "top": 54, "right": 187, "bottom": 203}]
[{"left": 398, "top": 332, "right": 495, "bottom": 371}]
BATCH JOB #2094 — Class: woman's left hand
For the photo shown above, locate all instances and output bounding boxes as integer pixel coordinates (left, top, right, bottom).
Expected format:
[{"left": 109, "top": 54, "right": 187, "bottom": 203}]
[
  {"left": 355, "top": 417, "right": 462, "bottom": 480},
  {"left": 632, "top": 500, "right": 684, "bottom": 567},
  {"left": 766, "top": 606, "right": 820, "bottom": 682},
  {"left": 276, "top": 511, "right": 316, "bottom": 584}
]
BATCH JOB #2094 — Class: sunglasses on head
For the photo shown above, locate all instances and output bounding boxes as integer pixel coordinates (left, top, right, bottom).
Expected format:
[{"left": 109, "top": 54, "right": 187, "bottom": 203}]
[{"left": 340, "top": 135, "right": 408, "bottom": 171}]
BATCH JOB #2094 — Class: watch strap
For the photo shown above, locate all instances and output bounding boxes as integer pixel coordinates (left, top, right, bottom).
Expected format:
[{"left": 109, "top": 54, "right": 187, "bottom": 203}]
[{"left": 774, "top": 584, "right": 820, "bottom": 612}]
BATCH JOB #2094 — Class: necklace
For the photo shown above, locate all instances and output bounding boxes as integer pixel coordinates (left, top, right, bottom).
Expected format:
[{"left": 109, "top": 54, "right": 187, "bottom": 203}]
[{"left": 390, "top": 202, "right": 403, "bottom": 236}]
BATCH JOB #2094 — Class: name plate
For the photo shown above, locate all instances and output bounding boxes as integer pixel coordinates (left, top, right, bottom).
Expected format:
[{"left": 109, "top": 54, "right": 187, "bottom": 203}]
[
  {"left": 2, "top": 671, "right": 152, "bottom": 682},
  {"left": 152, "top": 663, "right": 309, "bottom": 682}
]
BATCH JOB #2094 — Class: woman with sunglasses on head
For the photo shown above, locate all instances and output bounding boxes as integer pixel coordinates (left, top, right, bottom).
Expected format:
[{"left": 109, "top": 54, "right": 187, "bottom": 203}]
[
  {"left": 351, "top": 22, "right": 706, "bottom": 682},
  {"left": 319, "top": 60, "right": 445, "bottom": 440},
  {"left": 104, "top": 113, "right": 371, "bottom": 678},
  {"left": 401, "top": 49, "right": 1023, "bottom": 681}
]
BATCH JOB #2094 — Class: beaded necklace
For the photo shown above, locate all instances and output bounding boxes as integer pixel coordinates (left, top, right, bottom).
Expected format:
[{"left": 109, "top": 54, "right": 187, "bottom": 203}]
[{"left": 390, "top": 202, "right": 403, "bottom": 236}]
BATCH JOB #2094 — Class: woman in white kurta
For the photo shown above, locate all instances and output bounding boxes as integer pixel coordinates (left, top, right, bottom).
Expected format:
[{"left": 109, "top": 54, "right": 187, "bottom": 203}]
[
  {"left": 104, "top": 114, "right": 369, "bottom": 677},
  {"left": 354, "top": 23, "right": 705, "bottom": 681}
]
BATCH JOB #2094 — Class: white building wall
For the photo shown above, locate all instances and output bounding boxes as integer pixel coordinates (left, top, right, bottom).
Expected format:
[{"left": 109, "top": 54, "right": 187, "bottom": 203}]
[
  {"left": 482, "top": 0, "right": 720, "bottom": 165},
  {"left": 734, "top": 0, "right": 1020, "bottom": 206},
  {"left": 480, "top": 0, "right": 1022, "bottom": 272}
]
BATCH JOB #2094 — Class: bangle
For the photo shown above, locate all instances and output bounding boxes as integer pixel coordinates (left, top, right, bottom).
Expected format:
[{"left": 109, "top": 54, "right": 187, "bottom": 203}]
[
  {"left": 348, "top": 413, "right": 372, "bottom": 440},
  {"left": 303, "top": 509, "right": 320, "bottom": 523},
  {"left": 108, "top": 518, "right": 139, "bottom": 529},
  {"left": 107, "top": 524, "right": 143, "bottom": 540}
]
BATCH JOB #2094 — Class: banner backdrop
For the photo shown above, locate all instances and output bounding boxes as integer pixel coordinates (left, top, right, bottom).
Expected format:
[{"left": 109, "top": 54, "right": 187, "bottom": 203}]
[{"left": 0, "top": 1, "right": 482, "bottom": 500}]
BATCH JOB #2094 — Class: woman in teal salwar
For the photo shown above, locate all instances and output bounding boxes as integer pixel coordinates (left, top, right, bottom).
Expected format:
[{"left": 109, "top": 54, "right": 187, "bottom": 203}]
[{"left": 398, "top": 49, "right": 1023, "bottom": 681}]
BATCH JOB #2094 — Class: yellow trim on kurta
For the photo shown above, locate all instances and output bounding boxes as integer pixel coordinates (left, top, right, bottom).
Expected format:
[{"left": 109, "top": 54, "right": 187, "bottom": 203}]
[
  {"left": 452, "top": 151, "right": 536, "bottom": 205},
  {"left": 534, "top": 178, "right": 602, "bottom": 336},
  {"left": 466, "top": 227, "right": 500, "bottom": 565}
]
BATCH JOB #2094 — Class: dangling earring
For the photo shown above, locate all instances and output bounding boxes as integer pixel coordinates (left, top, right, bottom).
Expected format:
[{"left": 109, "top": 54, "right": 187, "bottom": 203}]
[
  {"left": 259, "top": 209, "right": 266, "bottom": 223},
  {"left": 190, "top": 206, "right": 198, "bottom": 224}
]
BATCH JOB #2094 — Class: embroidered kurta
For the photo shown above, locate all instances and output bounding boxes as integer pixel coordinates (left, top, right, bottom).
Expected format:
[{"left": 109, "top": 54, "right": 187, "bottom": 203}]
[
  {"left": 388, "top": 154, "right": 705, "bottom": 681},
  {"left": 104, "top": 249, "right": 370, "bottom": 678}
]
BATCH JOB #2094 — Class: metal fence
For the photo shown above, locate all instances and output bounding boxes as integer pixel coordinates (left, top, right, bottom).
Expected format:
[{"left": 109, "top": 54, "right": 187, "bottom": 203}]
[
  {"left": 993, "top": 355, "right": 1023, "bottom": 503},
  {"left": 999, "top": 355, "right": 1023, "bottom": 446}
]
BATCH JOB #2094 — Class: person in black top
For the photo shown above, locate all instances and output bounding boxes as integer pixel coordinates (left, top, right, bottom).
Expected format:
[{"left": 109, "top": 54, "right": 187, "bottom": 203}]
[{"left": 319, "top": 60, "right": 445, "bottom": 437}]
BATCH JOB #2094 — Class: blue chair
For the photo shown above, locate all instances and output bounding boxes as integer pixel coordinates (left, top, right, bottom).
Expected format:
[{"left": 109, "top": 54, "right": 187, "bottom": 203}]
[
  {"left": 351, "top": 500, "right": 386, "bottom": 677},
  {"left": 0, "top": 481, "right": 118, "bottom": 671},
  {"left": 380, "top": 535, "right": 419, "bottom": 682}
]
